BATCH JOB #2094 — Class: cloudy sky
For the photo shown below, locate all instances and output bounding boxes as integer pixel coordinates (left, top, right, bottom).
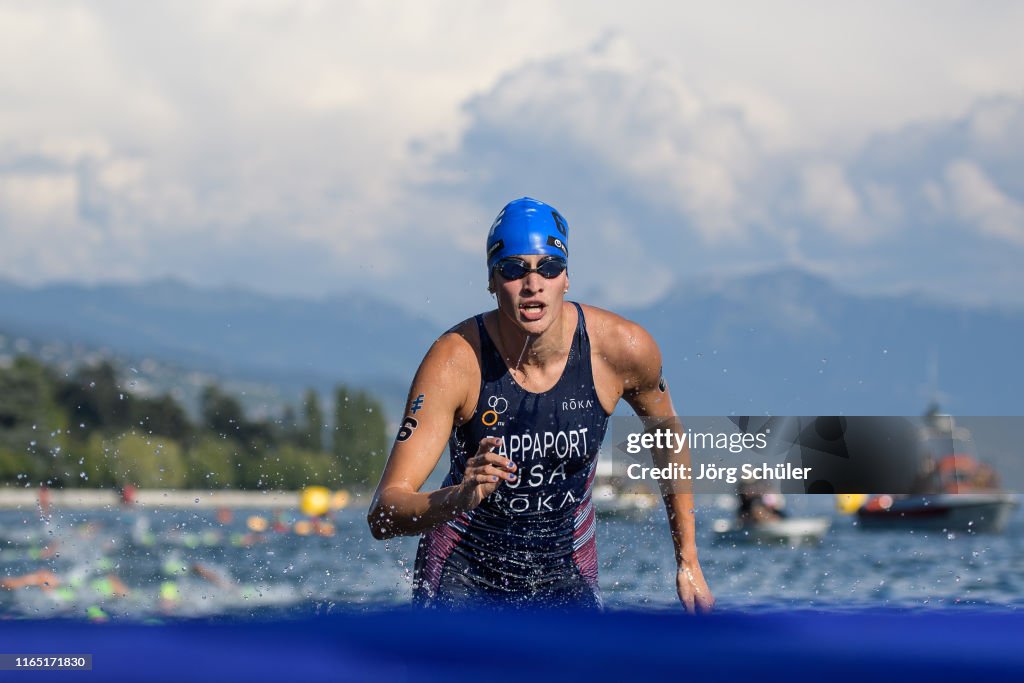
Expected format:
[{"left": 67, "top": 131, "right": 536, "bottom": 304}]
[{"left": 1, "top": 1, "right": 1023, "bottom": 321}]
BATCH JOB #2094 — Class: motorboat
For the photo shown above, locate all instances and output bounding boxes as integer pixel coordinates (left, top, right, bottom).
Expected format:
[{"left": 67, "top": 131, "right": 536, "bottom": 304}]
[
  {"left": 592, "top": 483, "right": 658, "bottom": 519},
  {"left": 590, "top": 457, "right": 659, "bottom": 519},
  {"left": 712, "top": 516, "right": 831, "bottom": 547},
  {"left": 855, "top": 409, "right": 1019, "bottom": 533},
  {"left": 856, "top": 492, "right": 1018, "bottom": 533}
]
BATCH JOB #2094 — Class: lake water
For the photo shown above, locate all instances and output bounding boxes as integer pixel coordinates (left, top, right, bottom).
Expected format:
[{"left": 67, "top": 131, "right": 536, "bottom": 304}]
[{"left": 2, "top": 496, "right": 1022, "bottom": 620}]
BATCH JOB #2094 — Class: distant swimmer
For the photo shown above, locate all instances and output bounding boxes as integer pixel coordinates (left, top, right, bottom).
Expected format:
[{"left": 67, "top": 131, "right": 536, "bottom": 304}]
[
  {"left": 736, "top": 479, "right": 786, "bottom": 526},
  {"left": 1, "top": 569, "right": 60, "bottom": 591},
  {"left": 369, "top": 197, "right": 713, "bottom": 612},
  {"left": 216, "top": 507, "right": 234, "bottom": 525},
  {"left": 120, "top": 484, "right": 137, "bottom": 506},
  {"left": 190, "top": 562, "right": 230, "bottom": 589}
]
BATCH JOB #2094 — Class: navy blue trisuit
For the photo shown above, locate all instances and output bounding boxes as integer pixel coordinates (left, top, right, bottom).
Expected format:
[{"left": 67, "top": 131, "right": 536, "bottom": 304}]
[{"left": 412, "top": 302, "right": 611, "bottom": 609}]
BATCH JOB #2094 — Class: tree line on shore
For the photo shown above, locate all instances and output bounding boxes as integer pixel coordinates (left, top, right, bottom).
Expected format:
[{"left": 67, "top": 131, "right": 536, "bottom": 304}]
[{"left": 0, "top": 356, "right": 390, "bottom": 490}]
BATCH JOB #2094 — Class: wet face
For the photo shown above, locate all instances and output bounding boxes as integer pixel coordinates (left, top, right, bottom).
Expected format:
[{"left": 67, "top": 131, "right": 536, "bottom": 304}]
[{"left": 489, "top": 254, "right": 569, "bottom": 334}]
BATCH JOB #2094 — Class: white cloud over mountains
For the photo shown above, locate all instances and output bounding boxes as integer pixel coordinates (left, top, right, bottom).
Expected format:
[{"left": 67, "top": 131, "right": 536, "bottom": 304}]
[
  {"left": 427, "top": 39, "right": 1024, "bottom": 309},
  {"left": 945, "top": 161, "right": 1024, "bottom": 246},
  {"left": 0, "top": 3, "right": 1022, "bottom": 318}
]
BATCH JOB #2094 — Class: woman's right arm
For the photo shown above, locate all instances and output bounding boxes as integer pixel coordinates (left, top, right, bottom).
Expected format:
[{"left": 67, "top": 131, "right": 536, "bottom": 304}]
[{"left": 366, "top": 332, "right": 516, "bottom": 540}]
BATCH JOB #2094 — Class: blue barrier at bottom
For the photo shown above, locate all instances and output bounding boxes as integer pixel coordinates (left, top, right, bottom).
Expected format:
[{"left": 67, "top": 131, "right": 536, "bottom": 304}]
[{"left": 2, "top": 608, "right": 1023, "bottom": 682}]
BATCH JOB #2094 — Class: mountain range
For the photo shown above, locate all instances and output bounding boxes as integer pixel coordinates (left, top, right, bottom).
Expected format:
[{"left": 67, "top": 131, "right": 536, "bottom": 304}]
[{"left": 2, "top": 270, "right": 1021, "bottom": 418}]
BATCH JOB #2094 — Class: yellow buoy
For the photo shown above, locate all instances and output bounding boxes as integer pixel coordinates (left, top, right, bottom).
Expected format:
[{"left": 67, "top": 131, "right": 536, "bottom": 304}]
[
  {"left": 835, "top": 493, "right": 868, "bottom": 515},
  {"left": 299, "top": 486, "right": 331, "bottom": 517}
]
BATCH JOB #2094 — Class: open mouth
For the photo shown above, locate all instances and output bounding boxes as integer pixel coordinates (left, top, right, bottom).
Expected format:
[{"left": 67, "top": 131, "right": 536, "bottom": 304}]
[{"left": 518, "top": 301, "right": 546, "bottom": 321}]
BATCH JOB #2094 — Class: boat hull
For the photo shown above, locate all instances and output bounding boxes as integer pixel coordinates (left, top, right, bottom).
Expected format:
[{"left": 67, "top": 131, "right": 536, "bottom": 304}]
[{"left": 856, "top": 493, "right": 1019, "bottom": 533}]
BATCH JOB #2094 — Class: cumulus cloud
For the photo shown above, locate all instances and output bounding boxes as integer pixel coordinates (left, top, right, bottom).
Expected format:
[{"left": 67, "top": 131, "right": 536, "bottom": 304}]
[
  {"left": 439, "top": 34, "right": 769, "bottom": 243},
  {"left": 0, "top": 172, "right": 79, "bottom": 226},
  {"left": 944, "top": 160, "right": 1024, "bottom": 245},
  {"left": 1, "top": 3, "right": 1024, "bottom": 317},
  {"left": 784, "top": 95, "right": 1024, "bottom": 301},
  {"left": 425, "top": 43, "right": 1024, "bottom": 308},
  {"left": 839, "top": 96, "right": 1024, "bottom": 244},
  {"left": 420, "top": 34, "right": 799, "bottom": 307},
  {"left": 797, "top": 163, "right": 864, "bottom": 240},
  {"left": 0, "top": 2, "right": 592, "bottom": 306}
]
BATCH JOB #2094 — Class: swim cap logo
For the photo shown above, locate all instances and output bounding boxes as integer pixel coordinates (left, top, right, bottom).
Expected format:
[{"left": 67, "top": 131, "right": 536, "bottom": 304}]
[
  {"left": 546, "top": 235, "right": 568, "bottom": 257},
  {"left": 551, "top": 211, "right": 567, "bottom": 236}
]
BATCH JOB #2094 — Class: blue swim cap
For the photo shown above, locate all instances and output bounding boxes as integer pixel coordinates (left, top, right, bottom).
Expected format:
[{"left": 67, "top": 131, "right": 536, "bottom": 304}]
[{"left": 486, "top": 197, "right": 569, "bottom": 268}]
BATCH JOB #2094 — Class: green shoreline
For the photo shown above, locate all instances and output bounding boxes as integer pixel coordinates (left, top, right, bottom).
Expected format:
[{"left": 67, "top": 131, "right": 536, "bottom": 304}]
[{"left": 0, "top": 488, "right": 368, "bottom": 510}]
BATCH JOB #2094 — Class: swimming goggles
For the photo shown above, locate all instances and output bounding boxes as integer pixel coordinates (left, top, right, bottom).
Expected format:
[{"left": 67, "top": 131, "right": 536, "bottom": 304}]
[{"left": 492, "top": 257, "right": 567, "bottom": 281}]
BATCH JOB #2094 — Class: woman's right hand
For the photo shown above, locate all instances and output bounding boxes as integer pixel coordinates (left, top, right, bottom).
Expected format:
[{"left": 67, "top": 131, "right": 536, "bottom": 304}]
[{"left": 452, "top": 436, "right": 517, "bottom": 511}]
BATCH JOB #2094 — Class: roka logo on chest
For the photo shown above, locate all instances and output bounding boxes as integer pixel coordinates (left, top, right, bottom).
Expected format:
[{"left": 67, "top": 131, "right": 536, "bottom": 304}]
[{"left": 561, "top": 398, "right": 594, "bottom": 411}]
